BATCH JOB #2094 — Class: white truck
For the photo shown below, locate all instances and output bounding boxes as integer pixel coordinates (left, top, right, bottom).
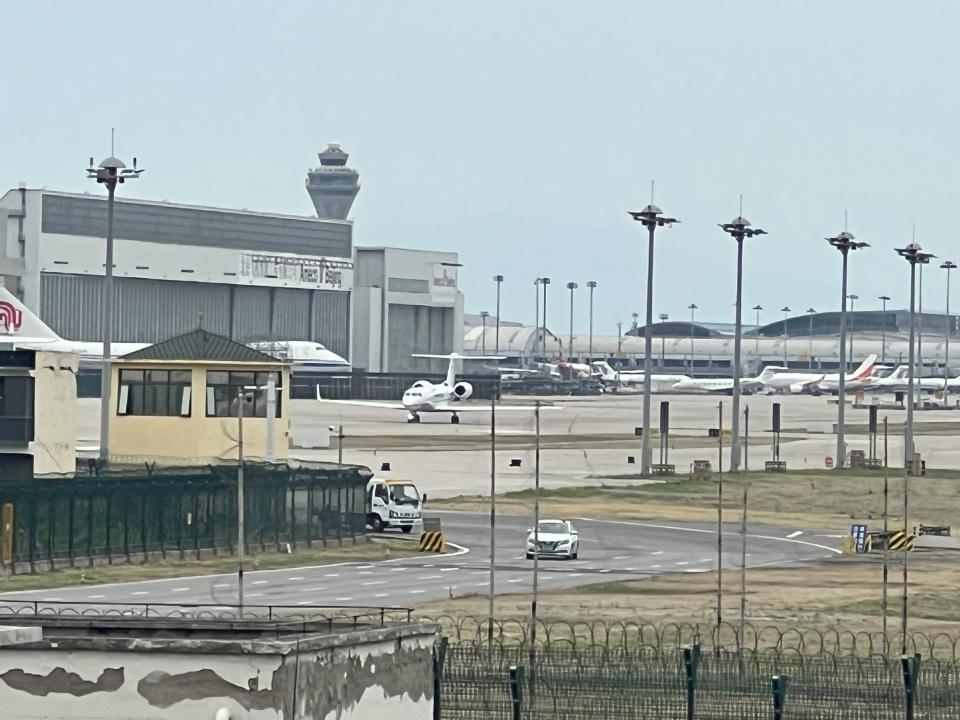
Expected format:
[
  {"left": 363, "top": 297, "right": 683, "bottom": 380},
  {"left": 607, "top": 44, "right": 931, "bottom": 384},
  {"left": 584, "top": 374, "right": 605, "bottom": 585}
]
[{"left": 366, "top": 477, "right": 423, "bottom": 533}]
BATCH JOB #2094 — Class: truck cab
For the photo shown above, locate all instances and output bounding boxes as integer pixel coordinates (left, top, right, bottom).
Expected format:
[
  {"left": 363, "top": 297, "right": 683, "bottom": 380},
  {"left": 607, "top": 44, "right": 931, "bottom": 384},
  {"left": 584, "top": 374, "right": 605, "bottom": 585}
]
[{"left": 366, "top": 477, "right": 422, "bottom": 533}]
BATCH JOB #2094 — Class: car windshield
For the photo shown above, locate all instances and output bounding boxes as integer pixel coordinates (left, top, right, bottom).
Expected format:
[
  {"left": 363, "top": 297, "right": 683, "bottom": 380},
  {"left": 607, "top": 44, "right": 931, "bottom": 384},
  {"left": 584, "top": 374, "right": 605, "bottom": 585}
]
[
  {"left": 390, "top": 483, "right": 420, "bottom": 504},
  {"left": 537, "top": 522, "right": 567, "bottom": 534}
]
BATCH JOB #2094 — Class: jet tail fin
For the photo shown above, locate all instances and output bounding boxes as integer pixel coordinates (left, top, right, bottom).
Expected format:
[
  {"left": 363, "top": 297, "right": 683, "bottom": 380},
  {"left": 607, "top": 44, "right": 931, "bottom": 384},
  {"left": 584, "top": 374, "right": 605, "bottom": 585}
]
[
  {"left": 851, "top": 353, "right": 878, "bottom": 380},
  {"left": 0, "top": 287, "right": 60, "bottom": 340},
  {"left": 411, "top": 353, "right": 506, "bottom": 386}
]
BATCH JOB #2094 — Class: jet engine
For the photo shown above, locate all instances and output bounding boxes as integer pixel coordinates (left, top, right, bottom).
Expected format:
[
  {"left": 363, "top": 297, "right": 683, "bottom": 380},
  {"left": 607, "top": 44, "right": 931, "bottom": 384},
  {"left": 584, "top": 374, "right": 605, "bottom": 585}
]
[{"left": 452, "top": 381, "right": 473, "bottom": 400}]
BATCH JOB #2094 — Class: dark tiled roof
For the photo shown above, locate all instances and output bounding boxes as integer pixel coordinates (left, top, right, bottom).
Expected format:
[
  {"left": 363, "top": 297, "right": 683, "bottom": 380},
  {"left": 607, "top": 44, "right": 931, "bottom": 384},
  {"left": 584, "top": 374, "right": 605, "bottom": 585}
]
[{"left": 121, "top": 329, "right": 279, "bottom": 363}]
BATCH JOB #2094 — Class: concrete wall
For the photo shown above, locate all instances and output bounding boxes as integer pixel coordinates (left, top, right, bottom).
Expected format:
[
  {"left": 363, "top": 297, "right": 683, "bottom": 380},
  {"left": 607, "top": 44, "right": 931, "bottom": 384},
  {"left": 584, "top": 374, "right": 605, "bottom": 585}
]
[
  {"left": 0, "top": 623, "right": 437, "bottom": 719},
  {"left": 108, "top": 362, "right": 291, "bottom": 462},
  {"left": 30, "top": 351, "right": 77, "bottom": 475}
]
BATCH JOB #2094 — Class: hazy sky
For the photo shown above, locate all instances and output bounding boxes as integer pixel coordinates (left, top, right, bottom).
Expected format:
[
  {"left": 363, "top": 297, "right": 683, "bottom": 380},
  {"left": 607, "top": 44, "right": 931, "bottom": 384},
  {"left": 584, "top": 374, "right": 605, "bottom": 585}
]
[{"left": 2, "top": 2, "right": 959, "bottom": 334}]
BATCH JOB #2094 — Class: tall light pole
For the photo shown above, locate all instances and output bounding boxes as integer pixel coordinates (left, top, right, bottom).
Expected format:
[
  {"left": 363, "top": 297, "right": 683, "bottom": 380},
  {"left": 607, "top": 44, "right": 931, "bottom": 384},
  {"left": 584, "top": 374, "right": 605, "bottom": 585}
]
[
  {"left": 541, "top": 277, "right": 551, "bottom": 359},
  {"left": 629, "top": 201, "right": 679, "bottom": 477},
  {"left": 534, "top": 278, "right": 541, "bottom": 363},
  {"left": 587, "top": 281, "right": 597, "bottom": 363},
  {"left": 688, "top": 303, "right": 698, "bottom": 372},
  {"left": 781, "top": 306, "right": 791, "bottom": 366},
  {"left": 828, "top": 230, "right": 869, "bottom": 469},
  {"left": 941, "top": 261, "right": 956, "bottom": 398},
  {"left": 806, "top": 308, "right": 816, "bottom": 370},
  {"left": 753, "top": 304, "right": 763, "bottom": 356},
  {"left": 719, "top": 215, "right": 767, "bottom": 473},
  {"left": 895, "top": 243, "right": 935, "bottom": 466},
  {"left": 847, "top": 293, "right": 859, "bottom": 369},
  {"left": 878, "top": 295, "right": 891, "bottom": 365},
  {"left": 87, "top": 150, "right": 143, "bottom": 462},
  {"left": 566, "top": 282, "right": 578, "bottom": 359},
  {"left": 658, "top": 313, "right": 669, "bottom": 367},
  {"left": 493, "top": 275, "right": 504, "bottom": 355},
  {"left": 480, "top": 311, "right": 489, "bottom": 355}
]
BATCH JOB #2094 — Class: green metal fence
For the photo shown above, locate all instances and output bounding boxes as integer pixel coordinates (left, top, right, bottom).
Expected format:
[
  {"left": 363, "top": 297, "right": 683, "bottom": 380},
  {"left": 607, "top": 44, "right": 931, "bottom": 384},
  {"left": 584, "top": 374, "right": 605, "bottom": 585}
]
[
  {"left": 433, "top": 618, "right": 960, "bottom": 719},
  {"left": 0, "top": 461, "right": 370, "bottom": 573}
]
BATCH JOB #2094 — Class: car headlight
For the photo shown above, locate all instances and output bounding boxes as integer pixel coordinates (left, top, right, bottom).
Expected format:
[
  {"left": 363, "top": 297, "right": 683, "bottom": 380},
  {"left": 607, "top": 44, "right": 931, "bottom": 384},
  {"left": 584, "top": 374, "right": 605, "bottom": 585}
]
[{"left": 557, "top": 539, "right": 569, "bottom": 546}]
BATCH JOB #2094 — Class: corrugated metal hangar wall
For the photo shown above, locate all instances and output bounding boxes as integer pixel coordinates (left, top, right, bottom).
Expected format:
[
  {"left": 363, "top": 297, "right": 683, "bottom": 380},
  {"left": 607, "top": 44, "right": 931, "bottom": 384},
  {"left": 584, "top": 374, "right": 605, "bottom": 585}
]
[{"left": 41, "top": 274, "right": 350, "bottom": 357}]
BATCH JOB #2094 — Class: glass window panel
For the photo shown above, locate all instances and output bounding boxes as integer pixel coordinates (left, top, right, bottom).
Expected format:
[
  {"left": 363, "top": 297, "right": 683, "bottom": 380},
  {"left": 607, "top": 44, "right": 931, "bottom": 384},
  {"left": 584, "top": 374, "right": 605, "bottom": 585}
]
[
  {"left": 207, "top": 371, "right": 229, "bottom": 385},
  {"left": 145, "top": 370, "right": 168, "bottom": 382},
  {"left": 170, "top": 370, "right": 192, "bottom": 383},
  {"left": 120, "top": 369, "right": 144, "bottom": 383}
]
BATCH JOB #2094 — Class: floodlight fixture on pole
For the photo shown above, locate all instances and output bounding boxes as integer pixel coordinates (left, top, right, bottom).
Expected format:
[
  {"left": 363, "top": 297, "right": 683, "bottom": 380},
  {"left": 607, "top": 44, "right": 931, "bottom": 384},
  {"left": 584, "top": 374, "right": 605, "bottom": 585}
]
[
  {"left": 719, "top": 216, "right": 767, "bottom": 473},
  {"left": 847, "top": 293, "right": 860, "bottom": 369},
  {"left": 566, "top": 282, "right": 578, "bottom": 360},
  {"left": 878, "top": 295, "right": 891, "bottom": 364},
  {"left": 895, "top": 243, "right": 935, "bottom": 465},
  {"left": 480, "top": 311, "right": 490, "bottom": 355},
  {"left": 781, "top": 306, "right": 791, "bottom": 366},
  {"left": 493, "top": 275, "right": 504, "bottom": 355},
  {"left": 688, "top": 303, "right": 698, "bottom": 371},
  {"left": 752, "top": 304, "right": 763, "bottom": 355},
  {"left": 806, "top": 308, "right": 816, "bottom": 369},
  {"left": 629, "top": 202, "right": 679, "bottom": 477},
  {"left": 87, "top": 151, "right": 143, "bottom": 463},
  {"left": 586, "top": 281, "right": 597, "bottom": 363},
  {"left": 941, "top": 261, "right": 956, "bottom": 400}
]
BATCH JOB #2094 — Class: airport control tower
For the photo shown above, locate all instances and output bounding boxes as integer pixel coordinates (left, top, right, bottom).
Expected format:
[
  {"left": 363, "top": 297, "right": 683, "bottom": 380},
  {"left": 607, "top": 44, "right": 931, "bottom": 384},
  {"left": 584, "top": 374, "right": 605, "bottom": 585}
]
[{"left": 305, "top": 143, "right": 360, "bottom": 220}]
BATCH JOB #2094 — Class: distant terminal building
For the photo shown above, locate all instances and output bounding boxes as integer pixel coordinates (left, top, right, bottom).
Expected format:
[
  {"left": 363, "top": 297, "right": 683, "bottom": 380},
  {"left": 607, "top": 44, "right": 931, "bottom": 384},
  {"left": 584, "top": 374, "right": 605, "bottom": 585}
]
[{"left": 0, "top": 144, "right": 462, "bottom": 370}]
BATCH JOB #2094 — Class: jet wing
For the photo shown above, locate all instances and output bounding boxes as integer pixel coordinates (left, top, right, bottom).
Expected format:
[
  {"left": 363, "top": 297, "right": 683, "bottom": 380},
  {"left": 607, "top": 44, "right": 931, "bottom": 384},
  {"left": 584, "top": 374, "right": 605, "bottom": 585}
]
[
  {"left": 433, "top": 404, "right": 562, "bottom": 412},
  {"left": 315, "top": 398, "right": 407, "bottom": 410}
]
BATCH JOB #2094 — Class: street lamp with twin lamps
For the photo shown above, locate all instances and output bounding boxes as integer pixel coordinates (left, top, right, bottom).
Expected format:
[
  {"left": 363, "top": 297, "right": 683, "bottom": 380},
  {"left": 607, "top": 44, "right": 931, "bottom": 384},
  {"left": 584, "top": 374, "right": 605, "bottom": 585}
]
[
  {"left": 847, "top": 293, "right": 860, "bottom": 368},
  {"left": 629, "top": 202, "right": 679, "bottom": 477},
  {"left": 87, "top": 153, "right": 143, "bottom": 462},
  {"left": 493, "top": 275, "right": 504, "bottom": 354},
  {"left": 806, "top": 308, "right": 816, "bottom": 370},
  {"left": 827, "top": 229, "right": 869, "bottom": 468},
  {"left": 878, "top": 295, "right": 891, "bottom": 364},
  {"left": 895, "top": 243, "right": 935, "bottom": 466},
  {"left": 719, "top": 216, "right": 768, "bottom": 473},
  {"left": 752, "top": 304, "right": 763, "bottom": 355},
  {"left": 781, "top": 307, "right": 791, "bottom": 366},
  {"left": 479, "top": 311, "right": 489, "bottom": 355}
]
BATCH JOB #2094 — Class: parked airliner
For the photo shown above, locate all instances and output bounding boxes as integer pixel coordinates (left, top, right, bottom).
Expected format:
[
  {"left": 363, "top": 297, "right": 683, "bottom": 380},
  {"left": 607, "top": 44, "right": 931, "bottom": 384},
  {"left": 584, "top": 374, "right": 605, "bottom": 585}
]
[
  {"left": 670, "top": 366, "right": 784, "bottom": 394},
  {"left": 316, "top": 353, "right": 548, "bottom": 423}
]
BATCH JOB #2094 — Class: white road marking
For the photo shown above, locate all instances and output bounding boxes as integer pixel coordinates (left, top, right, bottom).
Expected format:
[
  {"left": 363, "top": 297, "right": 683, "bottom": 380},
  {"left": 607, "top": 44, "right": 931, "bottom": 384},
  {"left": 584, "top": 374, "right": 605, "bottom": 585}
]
[
  {"left": 390, "top": 567, "right": 408, "bottom": 572},
  {"left": 323, "top": 573, "right": 340, "bottom": 578},
  {"left": 612, "top": 555, "right": 631, "bottom": 561},
  {"left": 362, "top": 580, "right": 387, "bottom": 586},
  {"left": 650, "top": 564, "right": 661, "bottom": 569},
  {"left": 440, "top": 568, "right": 458, "bottom": 573},
  {"left": 651, "top": 551, "right": 664, "bottom": 556},
  {"left": 131, "top": 591, "right": 149, "bottom": 596},
  {"left": 40, "top": 598, "right": 62, "bottom": 602},
  {"left": 787, "top": 530, "right": 803, "bottom": 538},
  {"left": 675, "top": 561, "right": 689, "bottom": 566},
  {"left": 475, "top": 581, "right": 488, "bottom": 586},
  {"left": 213, "top": 583, "right": 231, "bottom": 589},
  {"left": 288, "top": 576, "right": 304, "bottom": 581},
  {"left": 422, "top": 564, "right": 435, "bottom": 568},
  {"left": 357, "top": 571, "right": 373, "bottom": 576},
  {"left": 685, "top": 568, "right": 710, "bottom": 573},
  {"left": 569, "top": 573, "right": 583, "bottom": 578},
  {"left": 355, "top": 565, "right": 374, "bottom": 569},
  {"left": 409, "top": 589, "right": 426, "bottom": 594},
  {"left": 374, "top": 593, "right": 390, "bottom": 598},
  {"left": 508, "top": 578, "right": 524, "bottom": 583},
  {"left": 246, "top": 593, "right": 264, "bottom": 598},
  {"left": 698, "top": 558, "right": 712, "bottom": 563},
  {"left": 336, "top": 596, "right": 353, "bottom": 602},
  {"left": 471, "top": 571, "right": 487, "bottom": 576},
  {"left": 86, "top": 594, "right": 105, "bottom": 599},
  {"left": 171, "top": 587, "right": 190, "bottom": 593},
  {"left": 599, "top": 569, "right": 612, "bottom": 574},
  {"left": 252, "top": 580, "right": 268, "bottom": 585},
  {"left": 419, "top": 575, "right": 442, "bottom": 580},
  {"left": 296, "top": 600, "right": 314, "bottom": 605}
]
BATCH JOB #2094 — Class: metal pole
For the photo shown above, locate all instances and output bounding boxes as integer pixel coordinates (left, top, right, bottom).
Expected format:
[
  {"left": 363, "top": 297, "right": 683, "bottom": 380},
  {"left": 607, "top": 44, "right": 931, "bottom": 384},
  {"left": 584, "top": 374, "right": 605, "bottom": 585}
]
[
  {"left": 744, "top": 406, "right": 749, "bottom": 472},
  {"left": 808, "top": 312, "right": 814, "bottom": 370},
  {"left": 882, "top": 416, "right": 889, "bottom": 650},
  {"left": 542, "top": 280, "right": 549, "bottom": 360},
  {"left": 717, "top": 400, "right": 723, "bottom": 630},
  {"left": 568, "top": 284, "right": 575, "bottom": 359},
  {"left": 880, "top": 296, "right": 889, "bottom": 365},
  {"left": 99, "top": 181, "right": 116, "bottom": 462},
  {"left": 902, "top": 418, "right": 909, "bottom": 655},
  {"left": 641, "top": 223, "right": 656, "bottom": 476},
  {"left": 534, "top": 279, "right": 540, "bottom": 364},
  {"left": 944, "top": 263, "right": 954, "bottom": 399},
  {"left": 754, "top": 307, "right": 761, "bottom": 355},
  {"left": 237, "top": 388, "right": 245, "bottom": 612},
  {"left": 730, "top": 238, "right": 744, "bottom": 472},
  {"left": 837, "top": 251, "right": 849, "bottom": 468},
  {"left": 337, "top": 425, "right": 343, "bottom": 465},
  {"left": 494, "top": 275, "right": 503, "bottom": 355},
  {"left": 848, "top": 295, "right": 856, "bottom": 369},
  {"left": 265, "top": 372, "right": 276, "bottom": 462},
  {"left": 918, "top": 264, "right": 924, "bottom": 384},
  {"left": 588, "top": 282, "right": 596, "bottom": 363},
  {"left": 481, "top": 314, "right": 487, "bottom": 355},
  {"left": 906, "top": 263, "right": 917, "bottom": 464},
  {"left": 488, "top": 392, "right": 496, "bottom": 647},
  {"left": 739, "top": 456, "right": 748, "bottom": 636},
  {"left": 530, "top": 401, "right": 541, "bottom": 681}
]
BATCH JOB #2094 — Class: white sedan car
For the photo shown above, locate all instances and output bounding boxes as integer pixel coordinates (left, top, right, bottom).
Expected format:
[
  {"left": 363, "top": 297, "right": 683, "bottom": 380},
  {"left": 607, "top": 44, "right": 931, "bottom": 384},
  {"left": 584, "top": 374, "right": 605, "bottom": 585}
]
[{"left": 525, "top": 519, "right": 579, "bottom": 560}]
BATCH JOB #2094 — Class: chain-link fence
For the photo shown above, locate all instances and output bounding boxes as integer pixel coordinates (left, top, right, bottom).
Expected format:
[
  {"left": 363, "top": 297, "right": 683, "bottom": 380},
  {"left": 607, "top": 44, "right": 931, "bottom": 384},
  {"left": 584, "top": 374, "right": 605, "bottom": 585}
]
[{"left": 433, "top": 618, "right": 960, "bottom": 719}]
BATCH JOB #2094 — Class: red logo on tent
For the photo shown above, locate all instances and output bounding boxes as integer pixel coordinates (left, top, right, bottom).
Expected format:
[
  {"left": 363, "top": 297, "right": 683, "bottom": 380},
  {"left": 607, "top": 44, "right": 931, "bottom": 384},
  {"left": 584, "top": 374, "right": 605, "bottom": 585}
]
[{"left": 0, "top": 301, "right": 23, "bottom": 333}]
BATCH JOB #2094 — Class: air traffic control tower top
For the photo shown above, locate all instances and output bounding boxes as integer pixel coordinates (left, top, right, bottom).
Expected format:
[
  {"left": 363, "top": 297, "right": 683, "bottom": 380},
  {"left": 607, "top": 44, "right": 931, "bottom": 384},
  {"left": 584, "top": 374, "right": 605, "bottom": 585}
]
[{"left": 305, "top": 143, "right": 360, "bottom": 220}]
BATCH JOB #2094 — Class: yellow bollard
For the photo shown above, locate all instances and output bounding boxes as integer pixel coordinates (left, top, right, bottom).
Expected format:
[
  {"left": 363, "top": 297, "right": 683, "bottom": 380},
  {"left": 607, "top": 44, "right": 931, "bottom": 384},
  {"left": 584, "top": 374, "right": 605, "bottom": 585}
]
[{"left": 841, "top": 536, "right": 855, "bottom": 555}]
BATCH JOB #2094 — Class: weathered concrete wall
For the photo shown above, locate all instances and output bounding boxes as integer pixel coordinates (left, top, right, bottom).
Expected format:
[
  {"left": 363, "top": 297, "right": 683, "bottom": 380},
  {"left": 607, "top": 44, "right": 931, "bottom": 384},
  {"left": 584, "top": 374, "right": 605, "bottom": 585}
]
[{"left": 0, "top": 623, "right": 437, "bottom": 719}]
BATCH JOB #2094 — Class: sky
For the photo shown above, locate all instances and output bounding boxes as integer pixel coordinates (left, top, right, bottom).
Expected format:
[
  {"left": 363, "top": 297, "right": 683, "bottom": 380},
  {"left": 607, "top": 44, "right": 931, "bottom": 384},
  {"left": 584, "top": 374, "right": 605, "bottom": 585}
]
[{"left": 2, "top": 1, "right": 959, "bottom": 335}]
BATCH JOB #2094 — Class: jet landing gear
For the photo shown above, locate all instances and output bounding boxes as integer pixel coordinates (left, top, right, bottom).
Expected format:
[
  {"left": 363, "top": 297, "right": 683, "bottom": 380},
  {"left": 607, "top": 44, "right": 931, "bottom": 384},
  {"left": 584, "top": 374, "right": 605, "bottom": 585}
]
[
  {"left": 406, "top": 412, "right": 421, "bottom": 424},
  {"left": 450, "top": 413, "right": 460, "bottom": 425}
]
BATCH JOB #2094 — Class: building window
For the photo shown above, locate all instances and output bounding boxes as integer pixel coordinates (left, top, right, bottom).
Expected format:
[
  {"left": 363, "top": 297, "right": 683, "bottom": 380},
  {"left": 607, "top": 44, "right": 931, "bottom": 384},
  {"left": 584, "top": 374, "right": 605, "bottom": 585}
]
[
  {"left": 117, "top": 369, "right": 192, "bottom": 417},
  {"left": 205, "top": 371, "right": 282, "bottom": 418}
]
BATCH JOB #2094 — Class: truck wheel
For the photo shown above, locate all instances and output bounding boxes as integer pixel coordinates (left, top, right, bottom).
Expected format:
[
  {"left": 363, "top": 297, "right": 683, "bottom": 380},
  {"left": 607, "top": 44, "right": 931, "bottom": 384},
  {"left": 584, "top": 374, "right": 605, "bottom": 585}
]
[
  {"left": 369, "top": 516, "right": 384, "bottom": 532},
  {"left": 401, "top": 525, "right": 413, "bottom": 534}
]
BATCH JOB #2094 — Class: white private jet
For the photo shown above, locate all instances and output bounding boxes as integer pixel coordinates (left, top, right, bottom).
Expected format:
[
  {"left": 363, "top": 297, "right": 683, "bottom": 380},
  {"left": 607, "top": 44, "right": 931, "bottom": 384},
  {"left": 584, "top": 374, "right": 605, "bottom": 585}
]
[
  {"left": 762, "top": 355, "right": 876, "bottom": 394},
  {"left": 316, "top": 353, "right": 550, "bottom": 423},
  {"left": 590, "top": 361, "right": 691, "bottom": 392},
  {"left": 870, "top": 365, "right": 960, "bottom": 394},
  {"left": 670, "top": 366, "right": 785, "bottom": 395},
  {"left": 0, "top": 287, "right": 348, "bottom": 371},
  {"left": 814, "top": 354, "right": 880, "bottom": 393}
]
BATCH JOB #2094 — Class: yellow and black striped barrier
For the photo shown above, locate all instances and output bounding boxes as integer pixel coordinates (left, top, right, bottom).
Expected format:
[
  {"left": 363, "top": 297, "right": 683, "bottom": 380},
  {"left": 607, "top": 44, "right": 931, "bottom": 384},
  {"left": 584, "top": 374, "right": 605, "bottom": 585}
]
[
  {"left": 419, "top": 531, "right": 444, "bottom": 553},
  {"left": 866, "top": 530, "right": 915, "bottom": 553}
]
